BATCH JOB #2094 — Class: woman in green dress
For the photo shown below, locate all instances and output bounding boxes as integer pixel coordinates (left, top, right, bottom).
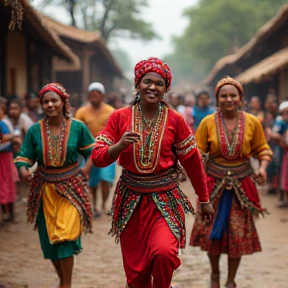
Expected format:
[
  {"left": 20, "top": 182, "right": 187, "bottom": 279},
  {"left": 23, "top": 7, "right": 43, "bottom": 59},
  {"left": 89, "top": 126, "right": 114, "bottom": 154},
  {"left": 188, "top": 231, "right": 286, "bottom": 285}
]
[{"left": 15, "top": 83, "right": 94, "bottom": 288}]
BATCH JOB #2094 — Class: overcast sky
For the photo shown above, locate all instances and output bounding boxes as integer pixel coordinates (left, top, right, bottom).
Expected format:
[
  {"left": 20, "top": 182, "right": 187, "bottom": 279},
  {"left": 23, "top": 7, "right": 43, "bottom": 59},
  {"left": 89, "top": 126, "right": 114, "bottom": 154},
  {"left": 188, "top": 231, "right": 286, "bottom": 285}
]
[
  {"left": 110, "top": 0, "right": 199, "bottom": 64},
  {"left": 36, "top": 0, "right": 199, "bottom": 65}
]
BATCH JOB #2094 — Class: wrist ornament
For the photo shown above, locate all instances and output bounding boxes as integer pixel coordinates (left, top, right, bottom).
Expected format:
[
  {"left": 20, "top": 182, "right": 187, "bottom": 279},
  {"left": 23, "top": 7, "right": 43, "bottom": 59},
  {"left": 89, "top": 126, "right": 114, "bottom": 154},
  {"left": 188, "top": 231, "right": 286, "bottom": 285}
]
[{"left": 200, "top": 201, "right": 210, "bottom": 206}]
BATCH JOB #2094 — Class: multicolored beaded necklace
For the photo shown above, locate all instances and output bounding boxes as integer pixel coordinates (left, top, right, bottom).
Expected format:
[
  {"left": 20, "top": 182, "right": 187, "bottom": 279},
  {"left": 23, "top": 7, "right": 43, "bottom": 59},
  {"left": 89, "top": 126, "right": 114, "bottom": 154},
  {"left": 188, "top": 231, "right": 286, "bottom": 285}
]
[
  {"left": 45, "top": 118, "right": 67, "bottom": 166},
  {"left": 132, "top": 102, "right": 167, "bottom": 173},
  {"left": 139, "top": 103, "right": 162, "bottom": 165},
  {"left": 215, "top": 108, "right": 245, "bottom": 160}
]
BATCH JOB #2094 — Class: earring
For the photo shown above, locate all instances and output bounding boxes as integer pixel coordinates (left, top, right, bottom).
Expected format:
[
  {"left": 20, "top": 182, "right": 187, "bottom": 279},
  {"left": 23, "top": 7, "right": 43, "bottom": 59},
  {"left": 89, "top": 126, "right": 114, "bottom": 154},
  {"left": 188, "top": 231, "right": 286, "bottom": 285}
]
[{"left": 136, "top": 93, "right": 140, "bottom": 101}]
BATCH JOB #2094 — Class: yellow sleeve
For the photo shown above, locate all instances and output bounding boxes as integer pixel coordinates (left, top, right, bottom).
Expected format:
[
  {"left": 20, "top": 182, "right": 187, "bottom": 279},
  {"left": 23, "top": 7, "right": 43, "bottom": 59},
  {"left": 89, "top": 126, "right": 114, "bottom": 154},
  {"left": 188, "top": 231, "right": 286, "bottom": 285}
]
[
  {"left": 194, "top": 116, "right": 210, "bottom": 154},
  {"left": 74, "top": 107, "right": 84, "bottom": 121},
  {"left": 249, "top": 115, "right": 273, "bottom": 161}
]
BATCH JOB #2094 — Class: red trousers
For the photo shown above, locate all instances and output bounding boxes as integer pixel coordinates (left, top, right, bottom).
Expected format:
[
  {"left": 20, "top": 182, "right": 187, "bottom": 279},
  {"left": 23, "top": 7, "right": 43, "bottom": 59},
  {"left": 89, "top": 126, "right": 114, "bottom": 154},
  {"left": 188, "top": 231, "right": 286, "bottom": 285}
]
[{"left": 120, "top": 196, "right": 181, "bottom": 288}]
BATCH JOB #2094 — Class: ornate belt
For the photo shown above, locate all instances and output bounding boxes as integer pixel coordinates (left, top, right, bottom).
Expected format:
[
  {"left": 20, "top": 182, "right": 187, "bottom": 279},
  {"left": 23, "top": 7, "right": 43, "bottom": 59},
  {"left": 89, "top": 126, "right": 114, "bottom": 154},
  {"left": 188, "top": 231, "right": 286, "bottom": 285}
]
[
  {"left": 35, "top": 162, "right": 80, "bottom": 182},
  {"left": 206, "top": 160, "right": 253, "bottom": 190},
  {"left": 121, "top": 167, "right": 179, "bottom": 194}
]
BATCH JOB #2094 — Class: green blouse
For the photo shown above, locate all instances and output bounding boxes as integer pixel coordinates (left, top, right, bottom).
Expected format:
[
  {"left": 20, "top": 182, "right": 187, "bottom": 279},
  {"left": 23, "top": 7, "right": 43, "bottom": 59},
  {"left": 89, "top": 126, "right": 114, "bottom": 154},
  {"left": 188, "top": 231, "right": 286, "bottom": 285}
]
[{"left": 15, "top": 118, "right": 95, "bottom": 168}]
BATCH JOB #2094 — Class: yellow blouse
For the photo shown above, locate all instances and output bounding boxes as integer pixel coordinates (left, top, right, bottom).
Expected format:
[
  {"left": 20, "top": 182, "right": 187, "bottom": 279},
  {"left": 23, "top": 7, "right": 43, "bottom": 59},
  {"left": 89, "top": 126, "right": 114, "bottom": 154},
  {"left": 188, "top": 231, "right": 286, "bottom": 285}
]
[{"left": 195, "top": 112, "right": 272, "bottom": 166}]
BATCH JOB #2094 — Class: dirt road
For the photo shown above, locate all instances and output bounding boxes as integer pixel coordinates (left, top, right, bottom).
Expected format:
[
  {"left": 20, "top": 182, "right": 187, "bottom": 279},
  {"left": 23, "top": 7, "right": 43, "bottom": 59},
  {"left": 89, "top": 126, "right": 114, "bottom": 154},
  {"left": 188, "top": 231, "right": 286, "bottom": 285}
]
[{"left": 1, "top": 168, "right": 288, "bottom": 288}]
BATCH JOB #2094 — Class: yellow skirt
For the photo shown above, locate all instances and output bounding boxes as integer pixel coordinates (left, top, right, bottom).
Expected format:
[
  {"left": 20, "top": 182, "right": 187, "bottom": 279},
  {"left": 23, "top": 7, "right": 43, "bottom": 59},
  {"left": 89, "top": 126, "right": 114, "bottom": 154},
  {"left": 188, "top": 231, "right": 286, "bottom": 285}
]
[{"left": 42, "top": 183, "right": 82, "bottom": 244}]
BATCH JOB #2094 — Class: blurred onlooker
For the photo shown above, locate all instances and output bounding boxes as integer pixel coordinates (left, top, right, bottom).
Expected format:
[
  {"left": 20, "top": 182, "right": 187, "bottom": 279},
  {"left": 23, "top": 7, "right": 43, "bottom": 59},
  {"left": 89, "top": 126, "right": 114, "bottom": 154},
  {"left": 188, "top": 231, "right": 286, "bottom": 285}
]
[
  {"left": 177, "top": 94, "right": 186, "bottom": 115},
  {"left": 168, "top": 93, "right": 186, "bottom": 116},
  {"left": 248, "top": 96, "right": 264, "bottom": 123},
  {"left": 241, "top": 99, "right": 248, "bottom": 111},
  {"left": 23, "top": 92, "right": 43, "bottom": 122},
  {"left": 267, "top": 101, "right": 288, "bottom": 207},
  {"left": 183, "top": 93, "right": 195, "bottom": 132},
  {"left": 75, "top": 82, "right": 116, "bottom": 218},
  {"left": 264, "top": 94, "right": 278, "bottom": 117},
  {"left": 7, "top": 97, "right": 34, "bottom": 143},
  {"left": 107, "top": 92, "right": 123, "bottom": 109},
  {"left": 264, "top": 111, "right": 279, "bottom": 194},
  {"left": 0, "top": 98, "right": 19, "bottom": 223},
  {"left": 192, "top": 90, "right": 214, "bottom": 131},
  {"left": 263, "top": 94, "right": 279, "bottom": 194}
]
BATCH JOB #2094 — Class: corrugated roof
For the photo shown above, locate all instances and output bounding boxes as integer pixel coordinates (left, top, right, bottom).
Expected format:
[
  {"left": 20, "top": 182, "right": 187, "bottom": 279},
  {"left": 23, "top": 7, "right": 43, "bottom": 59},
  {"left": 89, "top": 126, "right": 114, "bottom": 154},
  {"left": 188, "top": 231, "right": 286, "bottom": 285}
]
[
  {"left": 235, "top": 47, "right": 288, "bottom": 84},
  {"left": 18, "top": 0, "right": 80, "bottom": 67},
  {"left": 202, "top": 3, "right": 288, "bottom": 85}
]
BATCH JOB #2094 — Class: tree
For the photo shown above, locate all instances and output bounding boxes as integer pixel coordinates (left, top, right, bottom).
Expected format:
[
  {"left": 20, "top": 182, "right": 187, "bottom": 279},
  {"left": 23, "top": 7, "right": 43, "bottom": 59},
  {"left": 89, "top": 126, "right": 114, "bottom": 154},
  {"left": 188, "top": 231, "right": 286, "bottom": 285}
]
[
  {"left": 165, "top": 0, "right": 288, "bottom": 84},
  {"left": 33, "top": 0, "right": 157, "bottom": 43}
]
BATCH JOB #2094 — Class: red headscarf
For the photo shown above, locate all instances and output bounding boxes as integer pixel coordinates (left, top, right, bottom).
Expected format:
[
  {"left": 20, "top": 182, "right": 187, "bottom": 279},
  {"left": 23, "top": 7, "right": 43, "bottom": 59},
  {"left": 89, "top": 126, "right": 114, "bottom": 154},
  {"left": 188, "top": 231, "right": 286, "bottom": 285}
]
[
  {"left": 134, "top": 57, "right": 172, "bottom": 92},
  {"left": 39, "top": 83, "right": 69, "bottom": 100},
  {"left": 215, "top": 76, "right": 244, "bottom": 99}
]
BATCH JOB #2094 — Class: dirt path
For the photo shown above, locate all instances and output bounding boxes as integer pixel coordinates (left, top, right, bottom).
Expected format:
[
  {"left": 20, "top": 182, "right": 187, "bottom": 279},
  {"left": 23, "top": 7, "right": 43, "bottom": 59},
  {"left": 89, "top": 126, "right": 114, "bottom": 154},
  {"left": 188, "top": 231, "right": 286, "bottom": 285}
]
[{"left": 1, "top": 168, "right": 288, "bottom": 288}]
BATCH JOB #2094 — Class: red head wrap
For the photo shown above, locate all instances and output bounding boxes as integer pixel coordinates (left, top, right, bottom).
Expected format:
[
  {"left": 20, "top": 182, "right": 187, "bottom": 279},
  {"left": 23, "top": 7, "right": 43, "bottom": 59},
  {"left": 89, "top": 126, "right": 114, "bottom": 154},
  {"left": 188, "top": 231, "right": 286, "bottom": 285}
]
[
  {"left": 134, "top": 57, "right": 172, "bottom": 92},
  {"left": 39, "top": 83, "right": 69, "bottom": 100},
  {"left": 215, "top": 76, "right": 243, "bottom": 99}
]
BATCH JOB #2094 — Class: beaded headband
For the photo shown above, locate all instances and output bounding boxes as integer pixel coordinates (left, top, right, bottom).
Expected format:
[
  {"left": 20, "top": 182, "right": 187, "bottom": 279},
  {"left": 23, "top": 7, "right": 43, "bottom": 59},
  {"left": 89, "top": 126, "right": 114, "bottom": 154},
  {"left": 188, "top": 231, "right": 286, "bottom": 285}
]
[
  {"left": 39, "top": 83, "right": 69, "bottom": 100},
  {"left": 215, "top": 76, "right": 243, "bottom": 98}
]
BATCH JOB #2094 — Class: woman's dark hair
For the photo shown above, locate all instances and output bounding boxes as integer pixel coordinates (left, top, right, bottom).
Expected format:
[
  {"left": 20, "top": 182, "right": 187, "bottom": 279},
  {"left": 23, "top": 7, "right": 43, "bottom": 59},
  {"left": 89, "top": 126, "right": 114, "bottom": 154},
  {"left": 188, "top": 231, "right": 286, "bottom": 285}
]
[
  {"left": 25, "top": 92, "right": 38, "bottom": 101},
  {"left": 7, "top": 97, "right": 23, "bottom": 110},
  {"left": 131, "top": 92, "right": 140, "bottom": 106},
  {"left": 40, "top": 91, "right": 70, "bottom": 119},
  {"left": 196, "top": 90, "right": 210, "bottom": 99}
]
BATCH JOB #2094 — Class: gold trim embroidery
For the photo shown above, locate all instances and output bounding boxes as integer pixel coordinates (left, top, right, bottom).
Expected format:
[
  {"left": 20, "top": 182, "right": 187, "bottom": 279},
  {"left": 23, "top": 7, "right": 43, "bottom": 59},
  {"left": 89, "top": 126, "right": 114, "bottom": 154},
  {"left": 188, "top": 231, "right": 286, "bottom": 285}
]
[{"left": 96, "top": 134, "right": 114, "bottom": 146}]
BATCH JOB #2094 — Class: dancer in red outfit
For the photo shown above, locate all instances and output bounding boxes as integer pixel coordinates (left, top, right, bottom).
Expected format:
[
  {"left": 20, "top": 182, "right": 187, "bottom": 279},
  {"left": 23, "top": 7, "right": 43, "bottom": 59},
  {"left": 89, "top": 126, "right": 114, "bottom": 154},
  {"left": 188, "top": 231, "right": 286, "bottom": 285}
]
[{"left": 92, "top": 57, "right": 214, "bottom": 288}]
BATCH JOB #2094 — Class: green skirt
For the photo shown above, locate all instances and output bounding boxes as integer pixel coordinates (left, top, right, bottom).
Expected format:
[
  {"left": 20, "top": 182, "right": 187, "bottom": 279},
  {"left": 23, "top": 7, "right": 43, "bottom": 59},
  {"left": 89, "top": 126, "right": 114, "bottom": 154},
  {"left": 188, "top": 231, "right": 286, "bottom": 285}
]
[{"left": 37, "top": 201, "right": 82, "bottom": 262}]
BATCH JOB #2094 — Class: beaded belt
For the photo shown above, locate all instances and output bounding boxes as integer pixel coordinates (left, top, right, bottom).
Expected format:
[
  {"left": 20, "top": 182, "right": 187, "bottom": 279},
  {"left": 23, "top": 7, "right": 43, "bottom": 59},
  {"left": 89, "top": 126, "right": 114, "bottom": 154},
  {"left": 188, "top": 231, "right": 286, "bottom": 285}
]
[
  {"left": 121, "top": 167, "right": 179, "bottom": 194},
  {"left": 35, "top": 162, "right": 80, "bottom": 182},
  {"left": 206, "top": 160, "right": 253, "bottom": 179},
  {"left": 206, "top": 160, "right": 253, "bottom": 190}
]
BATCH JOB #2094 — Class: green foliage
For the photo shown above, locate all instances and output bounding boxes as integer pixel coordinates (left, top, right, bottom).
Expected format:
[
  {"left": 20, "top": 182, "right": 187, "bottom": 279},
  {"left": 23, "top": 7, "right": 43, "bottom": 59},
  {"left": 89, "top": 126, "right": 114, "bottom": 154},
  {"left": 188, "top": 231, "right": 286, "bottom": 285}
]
[
  {"left": 166, "top": 0, "right": 288, "bottom": 84},
  {"left": 33, "top": 0, "right": 157, "bottom": 43}
]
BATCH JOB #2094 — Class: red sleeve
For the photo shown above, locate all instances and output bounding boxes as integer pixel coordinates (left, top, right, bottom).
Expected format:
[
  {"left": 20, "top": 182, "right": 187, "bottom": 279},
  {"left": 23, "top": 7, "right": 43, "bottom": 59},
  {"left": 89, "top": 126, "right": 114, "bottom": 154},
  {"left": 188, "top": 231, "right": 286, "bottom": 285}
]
[
  {"left": 174, "top": 116, "right": 209, "bottom": 203},
  {"left": 92, "top": 110, "right": 121, "bottom": 167}
]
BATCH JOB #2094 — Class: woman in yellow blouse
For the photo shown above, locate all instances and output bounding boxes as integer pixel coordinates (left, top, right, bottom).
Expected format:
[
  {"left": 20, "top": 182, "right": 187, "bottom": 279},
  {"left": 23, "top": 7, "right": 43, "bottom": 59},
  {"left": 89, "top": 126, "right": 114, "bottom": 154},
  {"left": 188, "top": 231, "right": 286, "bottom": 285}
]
[{"left": 190, "top": 77, "right": 272, "bottom": 288}]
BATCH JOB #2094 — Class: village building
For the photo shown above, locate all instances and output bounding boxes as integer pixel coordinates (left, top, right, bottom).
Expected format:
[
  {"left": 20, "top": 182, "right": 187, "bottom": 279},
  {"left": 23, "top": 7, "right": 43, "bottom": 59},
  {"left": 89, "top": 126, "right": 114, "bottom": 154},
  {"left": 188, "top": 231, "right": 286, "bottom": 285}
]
[
  {"left": 0, "top": 0, "right": 79, "bottom": 98},
  {"left": 202, "top": 4, "right": 288, "bottom": 103},
  {"left": 43, "top": 15, "right": 125, "bottom": 105}
]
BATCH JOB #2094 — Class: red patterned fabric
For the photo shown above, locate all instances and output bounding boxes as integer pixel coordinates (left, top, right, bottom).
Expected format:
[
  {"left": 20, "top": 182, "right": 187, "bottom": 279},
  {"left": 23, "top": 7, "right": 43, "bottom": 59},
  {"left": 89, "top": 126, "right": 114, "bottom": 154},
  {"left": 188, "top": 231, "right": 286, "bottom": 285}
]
[
  {"left": 190, "top": 191, "right": 261, "bottom": 258},
  {"left": 92, "top": 104, "right": 209, "bottom": 202},
  {"left": 39, "top": 83, "right": 69, "bottom": 100},
  {"left": 215, "top": 76, "right": 244, "bottom": 99},
  {"left": 134, "top": 57, "right": 172, "bottom": 92},
  {"left": 120, "top": 199, "right": 180, "bottom": 288},
  {"left": 206, "top": 174, "right": 264, "bottom": 211}
]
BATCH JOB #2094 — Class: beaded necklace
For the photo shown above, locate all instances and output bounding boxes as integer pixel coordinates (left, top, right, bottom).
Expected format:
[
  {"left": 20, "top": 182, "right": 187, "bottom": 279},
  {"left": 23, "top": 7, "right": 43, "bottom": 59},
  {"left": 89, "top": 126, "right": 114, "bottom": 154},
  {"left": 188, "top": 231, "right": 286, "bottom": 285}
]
[
  {"left": 139, "top": 103, "right": 162, "bottom": 166},
  {"left": 45, "top": 118, "right": 67, "bottom": 166},
  {"left": 215, "top": 108, "right": 245, "bottom": 160},
  {"left": 221, "top": 110, "right": 239, "bottom": 152},
  {"left": 132, "top": 102, "right": 167, "bottom": 173}
]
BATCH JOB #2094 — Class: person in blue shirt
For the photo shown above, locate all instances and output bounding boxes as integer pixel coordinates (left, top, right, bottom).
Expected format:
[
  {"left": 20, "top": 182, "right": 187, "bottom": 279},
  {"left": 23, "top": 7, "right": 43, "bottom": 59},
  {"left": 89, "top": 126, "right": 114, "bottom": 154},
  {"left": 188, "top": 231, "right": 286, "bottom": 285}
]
[{"left": 192, "top": 90, "right": 215, "bottom": 131}]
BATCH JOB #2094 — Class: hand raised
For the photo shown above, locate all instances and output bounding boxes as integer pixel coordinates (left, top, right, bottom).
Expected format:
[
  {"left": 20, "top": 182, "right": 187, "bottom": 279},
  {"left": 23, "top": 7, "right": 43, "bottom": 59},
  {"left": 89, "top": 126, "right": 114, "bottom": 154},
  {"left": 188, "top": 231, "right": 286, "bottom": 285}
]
[{"left": 118, "top": 132, "right": 140, "bottom": 149}]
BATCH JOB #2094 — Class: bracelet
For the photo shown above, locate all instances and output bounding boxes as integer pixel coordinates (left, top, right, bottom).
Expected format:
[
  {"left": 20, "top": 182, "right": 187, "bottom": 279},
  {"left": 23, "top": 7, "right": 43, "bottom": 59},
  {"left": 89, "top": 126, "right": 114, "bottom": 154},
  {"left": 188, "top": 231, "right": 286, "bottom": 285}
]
[{"left": 199, "top": 201, "right": 210, "bottom": 205}]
